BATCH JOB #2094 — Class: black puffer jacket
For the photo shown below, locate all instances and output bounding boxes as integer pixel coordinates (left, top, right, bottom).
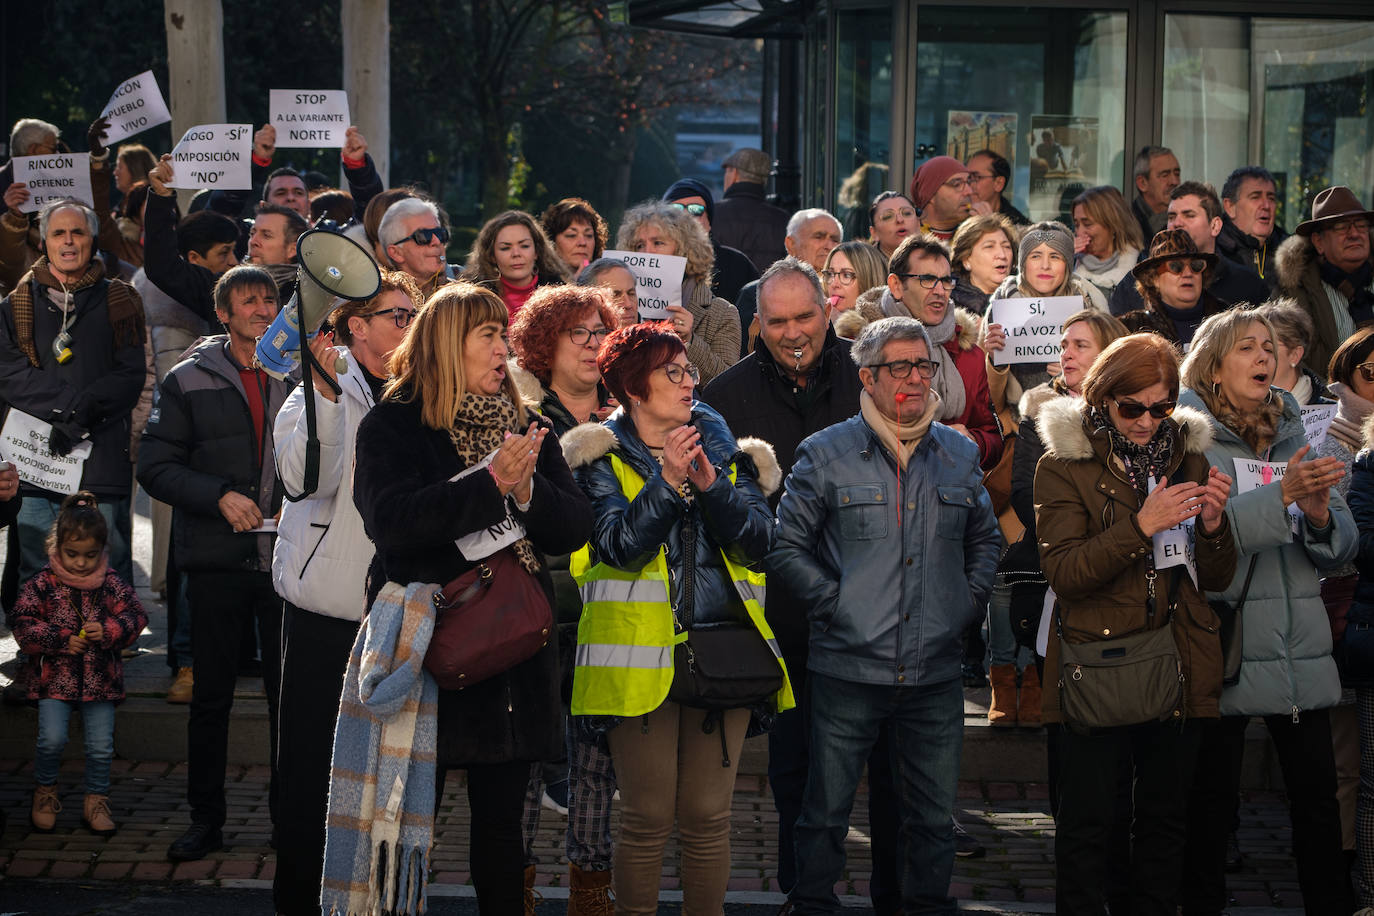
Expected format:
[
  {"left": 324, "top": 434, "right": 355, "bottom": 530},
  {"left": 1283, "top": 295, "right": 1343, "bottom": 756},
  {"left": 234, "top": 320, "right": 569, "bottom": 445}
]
[
  {"left": 561, "top": 403, "right": 778, "bottom": 632},
  {"left": 1217, "top": 218, "right": 1286, "bottom": 293},
  {"left": 137, "top": 337, "right": 289, "bottom": 572},
  {"left": 352, "top": 394, "right": 593, "bottom": 767}
]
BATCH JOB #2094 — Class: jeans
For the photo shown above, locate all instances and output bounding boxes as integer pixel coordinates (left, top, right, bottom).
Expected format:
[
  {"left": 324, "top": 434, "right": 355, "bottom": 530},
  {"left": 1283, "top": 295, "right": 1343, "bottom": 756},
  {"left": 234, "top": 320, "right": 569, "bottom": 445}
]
[
  {"left": 16, "top": 493, "right": 133, "bottom": 587},
  {"left": 35, "top": 699, "right": 115, "bottom": 794},
  {"left": 186, "top": 570, "right": 281, "bottom": 828},
  {"left": 791, "top": 673, "right": 964, "bottom": 916},
  {"left": 986, "top": 582, "right": 1033, "bottom": 668},
  {"left": 1056, "top": 719, "right": 1201, "bottom": 916}
]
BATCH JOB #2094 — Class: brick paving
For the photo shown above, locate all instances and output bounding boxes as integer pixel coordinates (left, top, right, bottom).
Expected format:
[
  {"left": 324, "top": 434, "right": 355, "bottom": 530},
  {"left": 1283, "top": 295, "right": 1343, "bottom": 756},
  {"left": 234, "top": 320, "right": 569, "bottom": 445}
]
[{"left": 0, "top": 756, "right": 1308, "bottom": 907}]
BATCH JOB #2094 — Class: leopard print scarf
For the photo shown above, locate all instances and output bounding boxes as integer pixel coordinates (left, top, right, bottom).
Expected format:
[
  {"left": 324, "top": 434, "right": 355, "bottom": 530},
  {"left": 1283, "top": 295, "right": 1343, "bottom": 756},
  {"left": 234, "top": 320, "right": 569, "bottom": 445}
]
[{"left": 448, "top": 393, "right": 541, "bottom": 574}]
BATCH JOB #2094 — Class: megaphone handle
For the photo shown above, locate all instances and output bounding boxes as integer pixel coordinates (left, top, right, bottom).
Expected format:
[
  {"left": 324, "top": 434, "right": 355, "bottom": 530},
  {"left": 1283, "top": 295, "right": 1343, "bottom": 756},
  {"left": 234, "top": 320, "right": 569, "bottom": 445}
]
[{"left": 303, "top": 338, "right": 343, "bottom": 399}]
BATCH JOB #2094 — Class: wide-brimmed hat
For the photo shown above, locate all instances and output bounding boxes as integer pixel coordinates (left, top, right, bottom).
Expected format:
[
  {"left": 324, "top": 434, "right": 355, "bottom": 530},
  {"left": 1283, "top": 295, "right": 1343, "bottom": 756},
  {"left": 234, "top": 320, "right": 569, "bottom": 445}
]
[
  {"left": 1295, "top": 186, "right": 1374, "bottom": 236},
  {"left": 1131, "top": 228, "right": 1218, "bottom": 280}
]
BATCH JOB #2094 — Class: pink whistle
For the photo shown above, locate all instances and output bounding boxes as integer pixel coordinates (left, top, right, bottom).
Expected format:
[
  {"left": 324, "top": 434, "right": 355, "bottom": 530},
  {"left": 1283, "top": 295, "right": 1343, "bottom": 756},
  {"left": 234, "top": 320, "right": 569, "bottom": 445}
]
[{"left": 1262, "top": 466, "right": 1273, "bottom": 485}]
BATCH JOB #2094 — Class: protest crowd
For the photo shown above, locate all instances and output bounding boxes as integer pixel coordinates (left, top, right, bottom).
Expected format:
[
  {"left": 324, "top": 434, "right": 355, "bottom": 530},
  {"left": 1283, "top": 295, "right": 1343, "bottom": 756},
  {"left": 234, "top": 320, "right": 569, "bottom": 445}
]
[{"left": 4, "top": 79, "right": 1374, "bottom": 916}]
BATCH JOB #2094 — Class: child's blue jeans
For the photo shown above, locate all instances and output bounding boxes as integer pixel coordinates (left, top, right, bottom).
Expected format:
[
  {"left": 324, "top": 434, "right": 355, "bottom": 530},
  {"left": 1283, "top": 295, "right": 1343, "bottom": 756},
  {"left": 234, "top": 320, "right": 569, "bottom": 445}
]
[{"left": 35, "top": 698, "right": 115, "bottom": 794}]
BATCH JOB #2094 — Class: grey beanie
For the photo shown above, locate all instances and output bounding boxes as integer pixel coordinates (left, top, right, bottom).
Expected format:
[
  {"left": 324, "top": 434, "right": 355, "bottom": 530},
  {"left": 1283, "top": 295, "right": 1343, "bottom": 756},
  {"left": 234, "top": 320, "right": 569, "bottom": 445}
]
[{"left": 1018, "top": 220, "right": 1075, "bottom": 277}]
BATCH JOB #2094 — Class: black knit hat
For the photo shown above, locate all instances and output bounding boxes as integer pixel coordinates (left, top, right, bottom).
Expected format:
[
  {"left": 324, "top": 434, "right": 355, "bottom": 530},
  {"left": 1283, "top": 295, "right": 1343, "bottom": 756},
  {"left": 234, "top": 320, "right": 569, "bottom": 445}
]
[{"left": 662, "top": 178, "right": 715, "bottom": 225}]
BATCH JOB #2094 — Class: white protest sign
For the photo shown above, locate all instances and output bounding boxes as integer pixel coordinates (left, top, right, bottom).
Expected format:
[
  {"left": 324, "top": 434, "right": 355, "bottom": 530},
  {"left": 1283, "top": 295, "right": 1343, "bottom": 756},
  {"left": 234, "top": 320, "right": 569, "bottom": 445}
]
[
  {"left": 166, "top": 124, "right": 252, "bottom": 190},
  {"left": 98, "top": 70, "right": 172, "bottom": 143},
  {"left": 1149, "top": 476, "right": 1197, "bottom": 587},
  {"left": 986, "top": 296, "right": 1084, "bottom": 366},
  {"left": 1036, "top": 587, "right": 1056, "bottom": 657},
  {"left": 11, "top": 154, "right": 93, "bottom": 212},
  {"left": 0, "top": 410, "right": 92, "bottom": 495},
  {"left": 1233, "top": 457, "right": 1300, "bottom": 536},
  {"left": 1301, "top": 404, "right": 1337, "bottom": 452},
  {"left": 602, "top": 249, "right": 688, "bottom": 320},
  {"left": 451, "top": 449, "right": 527, "bottom": 561},
  {"left": 270, "top": 90, "right": 351, "bottom": 147}
]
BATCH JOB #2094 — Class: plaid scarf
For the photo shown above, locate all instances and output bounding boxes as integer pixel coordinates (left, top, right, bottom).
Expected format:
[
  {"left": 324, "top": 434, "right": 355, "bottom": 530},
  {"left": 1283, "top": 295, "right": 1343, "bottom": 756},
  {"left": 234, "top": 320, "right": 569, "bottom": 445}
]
[
  {"left": 1088, "top": 405, "right": 1177, "bottom": 499},
  {"left": 448, "top": 392, "right": 541, "bottom": 574},
  {"left": 321, "top": 581, "right": 439, "bottom": 916},
  {"left": 7, "top": 257, "right": 145, "bottom": 368}
]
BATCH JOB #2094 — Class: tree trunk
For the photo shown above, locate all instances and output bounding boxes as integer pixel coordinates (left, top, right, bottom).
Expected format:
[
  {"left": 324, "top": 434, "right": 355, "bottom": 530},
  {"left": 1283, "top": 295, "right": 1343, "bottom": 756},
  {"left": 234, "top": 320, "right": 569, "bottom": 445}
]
[
  {"left": 479, "top": 114, "right": 510, "bottom": 221},
  {"left": 342, "top": 0, "right": 390, "bottom": 185},
  {"left": 164, "top": 0, "right": 225, "bottom": 211}
]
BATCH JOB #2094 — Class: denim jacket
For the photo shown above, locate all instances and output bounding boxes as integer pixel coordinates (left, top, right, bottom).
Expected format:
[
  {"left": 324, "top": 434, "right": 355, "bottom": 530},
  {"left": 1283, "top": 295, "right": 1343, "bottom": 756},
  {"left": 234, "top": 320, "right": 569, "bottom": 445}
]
[{"left": 768, "top": 414, "right": 1001, "bottom": 686}]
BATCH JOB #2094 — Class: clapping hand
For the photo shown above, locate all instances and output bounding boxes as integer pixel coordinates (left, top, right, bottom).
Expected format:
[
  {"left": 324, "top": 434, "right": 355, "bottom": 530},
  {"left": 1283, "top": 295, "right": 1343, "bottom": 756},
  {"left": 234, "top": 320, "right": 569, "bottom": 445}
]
[
  {"left": 661, "top": 425, "right": 715, "bottom": 491},
  {"left": 1197, "top": 466, "right": 1233, "bottom": 535},
  {"left": 1280, "top": 445, "right": 1342, "bottom": 528},
  {"left": 1136, "top": 476, "right": 1206, "bottom": 537},
  {"left": 490, "top": 422, "right": 547, "bottom": 504}
]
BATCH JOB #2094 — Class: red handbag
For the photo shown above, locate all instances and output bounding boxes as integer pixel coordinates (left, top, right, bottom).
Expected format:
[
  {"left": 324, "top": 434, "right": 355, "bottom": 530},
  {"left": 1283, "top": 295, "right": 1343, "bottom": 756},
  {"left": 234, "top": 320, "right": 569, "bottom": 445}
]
[{"left": 423, "top": 547, "right": 553, "bottom": 690}]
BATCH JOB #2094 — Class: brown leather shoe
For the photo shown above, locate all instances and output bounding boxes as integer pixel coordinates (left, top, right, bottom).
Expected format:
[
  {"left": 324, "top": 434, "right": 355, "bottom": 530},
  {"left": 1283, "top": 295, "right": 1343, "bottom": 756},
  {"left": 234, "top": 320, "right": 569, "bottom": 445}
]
[
  {"left": 987, "top": 663, "right": 1018, "bottom": 726},
  {"left": 167, "top": 667, "right": 193, "bottom": 704},
  {"left": 83, "top": 793, "right": 117, "bottom": 836},
  {"left": 31, "top": 785, "right": 60, "bottom": 832},
  {"left": 567, "top": 863, "right": 613, "bottom": 916}
]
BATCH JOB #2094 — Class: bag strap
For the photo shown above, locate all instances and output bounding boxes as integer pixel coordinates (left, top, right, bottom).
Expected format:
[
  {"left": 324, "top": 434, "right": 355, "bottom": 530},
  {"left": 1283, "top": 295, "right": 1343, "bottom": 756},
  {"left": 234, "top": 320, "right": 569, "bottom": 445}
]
[{"left": 1231, "top": 555, "right": 1260, "bottom": 614}]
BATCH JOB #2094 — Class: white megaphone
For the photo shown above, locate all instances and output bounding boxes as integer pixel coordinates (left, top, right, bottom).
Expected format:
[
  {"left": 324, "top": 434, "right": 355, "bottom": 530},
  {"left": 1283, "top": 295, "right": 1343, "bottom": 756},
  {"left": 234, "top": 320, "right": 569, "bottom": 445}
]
[{"left": 256, "top": 228, "right": 381, "bottom": 379}]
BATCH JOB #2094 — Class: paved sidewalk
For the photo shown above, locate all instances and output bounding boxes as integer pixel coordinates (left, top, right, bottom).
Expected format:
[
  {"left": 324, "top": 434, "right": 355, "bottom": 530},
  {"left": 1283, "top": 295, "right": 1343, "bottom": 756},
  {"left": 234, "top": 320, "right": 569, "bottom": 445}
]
[{"left": 0, "top": 756, "right": 1309, "bottom": 908}]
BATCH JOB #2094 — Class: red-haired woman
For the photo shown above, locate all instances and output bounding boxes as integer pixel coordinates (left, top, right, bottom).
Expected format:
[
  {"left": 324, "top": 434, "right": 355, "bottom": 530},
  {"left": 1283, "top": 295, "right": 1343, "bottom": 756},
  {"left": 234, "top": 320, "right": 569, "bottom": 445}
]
[
  {"left": 510, "top": 286, "right": 617, "bottom": 434},
  {"left": 1034, "top": 332, "right": 1236, "bottom": 914},
  {"left": 560, "top": 323, "right": 790, "bottom": 915}
]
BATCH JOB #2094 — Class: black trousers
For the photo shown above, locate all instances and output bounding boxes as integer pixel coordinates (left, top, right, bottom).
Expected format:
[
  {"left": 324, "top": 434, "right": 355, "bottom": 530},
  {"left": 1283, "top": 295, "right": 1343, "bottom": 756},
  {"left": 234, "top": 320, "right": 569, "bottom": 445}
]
[
  {"left": 437, "top": 761, "right": 531, "bottom": 915},
  {"left": 186, "top": 570, "right": 282, "bottom": 828},
  {"left": 272, "top": 602, "right": 360, "bottom": 916},
  {"left": 1181, "top": 711, "right": 1354, "bottom": 916},
  {"left": 1055, "top": 719, "right": 1201, "bottom": 916}
]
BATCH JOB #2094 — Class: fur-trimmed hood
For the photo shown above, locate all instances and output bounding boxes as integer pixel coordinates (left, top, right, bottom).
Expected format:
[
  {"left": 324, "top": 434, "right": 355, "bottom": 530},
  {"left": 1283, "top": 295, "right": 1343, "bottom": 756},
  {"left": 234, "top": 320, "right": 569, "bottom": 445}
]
[
  {"left": 560, "top": 409, "right": 782, "bottom": 497},
  {"left": 1276, "top": 228, "right": 1374, "bottom": 293},
  {"left": 1276, "top": 233, "right": 1319, "bottom": 293},
  {"left": 1036, "top": 395, "right": 1215, "bottom": 462},
  {"left": 1017, "top": 381, "right": 1068, "bottom": 422},
  {"left": 507, "top": 360, "right": 545, "bottom": 408}
]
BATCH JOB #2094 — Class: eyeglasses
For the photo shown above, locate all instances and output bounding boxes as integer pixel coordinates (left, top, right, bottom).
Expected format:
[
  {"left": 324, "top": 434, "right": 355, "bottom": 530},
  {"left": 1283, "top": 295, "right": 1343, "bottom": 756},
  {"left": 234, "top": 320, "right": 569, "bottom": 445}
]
[
  {"left": 876, "top": 207, "right": 916, "bottom": 223},
  {"left": 966, "top": 171, "right": 994, "bottom": 184},
  {"left": 1113, "top": 398, "right": 1176, "bottom": 420},
  {"left": 942, "top": 176, "right": 972, "bottom": 191},
  {"left": 366, "top": 306, "right": 418, "bottom": 328},
  {"left": 669, "top": 202, "right": 707, "bottom": 217},
  {"left": 869, "top": 358, "right": 937, "bottom": 380},
  {"left": 566, "top": 326, "right": 611, "bottom": 346},
  {"left": 820, "top": 268, "right": 858, "bottom": 286},
  {"left": 395, "top": 226, "right": 450, "bottom": 247},
  {"left": 895, "top": 273, "right": 957, "bottom": 290},
  {"left": 1162, "top": 258, "right": 1207, "bottom": 275},
  {"left": 1326, "top": 218, "right": 1372, "bottom": 236},
  {"left": 1356, "top": 361, "right": 1374, "bottom": 384},
  {"left": 660, "top": 363, "right": 700, "bottom": 385}
]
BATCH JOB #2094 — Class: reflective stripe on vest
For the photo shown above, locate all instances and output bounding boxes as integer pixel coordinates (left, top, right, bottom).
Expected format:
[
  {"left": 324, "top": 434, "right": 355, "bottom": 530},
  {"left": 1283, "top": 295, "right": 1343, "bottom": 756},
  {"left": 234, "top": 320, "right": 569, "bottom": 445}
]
[{"left": 570, "top": 451, "right": 793, "bottom": 717}]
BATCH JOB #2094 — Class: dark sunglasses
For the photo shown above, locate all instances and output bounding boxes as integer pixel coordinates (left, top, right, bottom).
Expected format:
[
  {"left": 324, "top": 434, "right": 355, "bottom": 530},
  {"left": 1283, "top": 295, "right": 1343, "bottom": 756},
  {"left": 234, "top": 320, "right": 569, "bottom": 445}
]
[
  {"left": 396, "top": 226, "right": 450, "bottom": 247},
  {"left": 1356, "top": 361, "right": 1374, "bottom": 384},
  {"left": 366, "top": 306, "right": 418, "bottom": 329},
  {"left": 1162, "top": 258, "right": 1207, "bottom": 275},
  {"left": 668, "top": 202, "right": 707, "bottom": 217},
  {"left": 1113, "top": 398, "right": 1176, "bottom": 420}
]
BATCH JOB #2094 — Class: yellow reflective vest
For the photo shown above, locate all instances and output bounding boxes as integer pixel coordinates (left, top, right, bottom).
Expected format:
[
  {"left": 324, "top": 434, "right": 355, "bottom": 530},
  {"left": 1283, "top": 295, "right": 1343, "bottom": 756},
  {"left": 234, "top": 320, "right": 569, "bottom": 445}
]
[{"left": 569, "top": 453, "right": 794, "bottom": 718}]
